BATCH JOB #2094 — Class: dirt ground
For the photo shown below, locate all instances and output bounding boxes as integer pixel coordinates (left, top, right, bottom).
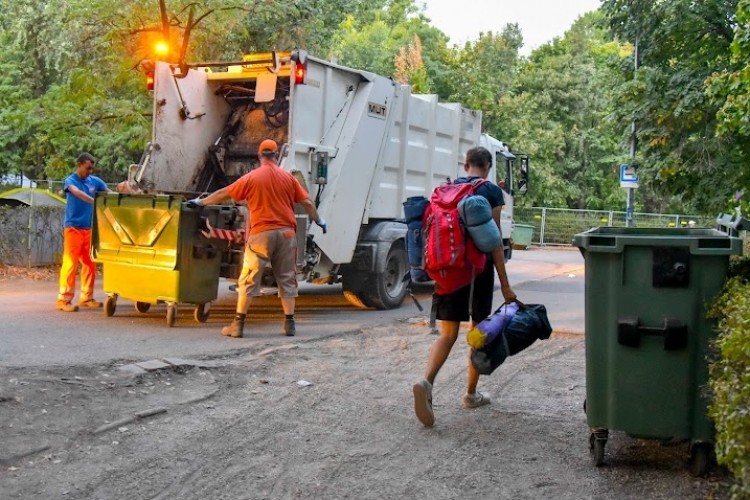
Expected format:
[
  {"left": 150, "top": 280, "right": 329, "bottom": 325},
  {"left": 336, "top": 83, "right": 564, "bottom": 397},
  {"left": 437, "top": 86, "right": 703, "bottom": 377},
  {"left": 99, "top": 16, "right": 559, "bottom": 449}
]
[{"left": 0, "top": 317, "right": 734, "bottom": 500}]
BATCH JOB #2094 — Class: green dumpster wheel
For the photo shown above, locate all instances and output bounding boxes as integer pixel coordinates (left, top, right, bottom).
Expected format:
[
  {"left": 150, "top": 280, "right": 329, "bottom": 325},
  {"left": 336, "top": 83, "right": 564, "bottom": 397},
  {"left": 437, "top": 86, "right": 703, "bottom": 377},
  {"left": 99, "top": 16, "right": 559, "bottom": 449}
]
[
  {"left": 166, "top": 304, "right": 176, "bottom": 328},
  {"left": 689, "top": 443, "right": 710, "bottom": 477},
  {"left": 589, "top": 431, "right": 607, "bottom": 467},
  {"left": 194, "top": 304, "right": 209, "bottom": 323},
  {"left": 104, "top": 296, "right": 116, "bottom": 317},
  {"left": 135, "top": 301, "right": 151, "bottom": 314}
]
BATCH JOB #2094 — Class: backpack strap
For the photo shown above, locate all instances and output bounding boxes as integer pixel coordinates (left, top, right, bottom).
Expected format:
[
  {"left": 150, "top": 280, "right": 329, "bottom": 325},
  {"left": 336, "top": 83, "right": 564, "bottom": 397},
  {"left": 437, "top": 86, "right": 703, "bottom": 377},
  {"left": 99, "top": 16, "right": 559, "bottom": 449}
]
[
  {"left": 468, "top": 178, "right": 489, "bottom": 190},
  {"left": 468, "top": 266, "right": 477, "bottom": 325}
]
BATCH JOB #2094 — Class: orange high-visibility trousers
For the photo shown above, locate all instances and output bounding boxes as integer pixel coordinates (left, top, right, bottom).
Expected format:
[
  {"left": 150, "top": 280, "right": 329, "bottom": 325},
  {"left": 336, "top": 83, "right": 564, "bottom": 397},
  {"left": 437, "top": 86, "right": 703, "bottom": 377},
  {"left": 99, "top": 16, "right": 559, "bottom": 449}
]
[{"left": 57, "top": 228, "right": 96, "bottom": 303}]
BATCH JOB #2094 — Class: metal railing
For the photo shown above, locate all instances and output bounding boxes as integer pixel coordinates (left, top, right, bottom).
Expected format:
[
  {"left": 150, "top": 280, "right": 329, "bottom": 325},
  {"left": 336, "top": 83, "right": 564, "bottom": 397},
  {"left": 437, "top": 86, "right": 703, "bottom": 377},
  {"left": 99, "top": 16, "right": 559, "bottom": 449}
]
[{"left": 513, "top": 207, "right": 716, "bottom": 246}]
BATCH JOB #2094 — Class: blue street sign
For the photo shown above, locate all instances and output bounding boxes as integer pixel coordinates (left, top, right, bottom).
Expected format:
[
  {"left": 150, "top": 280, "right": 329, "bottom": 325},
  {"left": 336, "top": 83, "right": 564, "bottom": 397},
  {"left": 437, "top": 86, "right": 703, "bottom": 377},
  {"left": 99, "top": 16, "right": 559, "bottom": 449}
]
[{"left": 620, "top": 164, "right": 639, "bottom": 188}]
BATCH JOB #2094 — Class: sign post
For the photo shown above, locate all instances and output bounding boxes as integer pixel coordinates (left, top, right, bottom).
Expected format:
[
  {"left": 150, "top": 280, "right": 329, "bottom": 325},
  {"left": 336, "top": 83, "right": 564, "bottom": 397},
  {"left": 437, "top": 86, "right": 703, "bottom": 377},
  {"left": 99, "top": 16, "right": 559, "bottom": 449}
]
[{"left": 620, "top": 164, "right": 639, "bottom": 227}]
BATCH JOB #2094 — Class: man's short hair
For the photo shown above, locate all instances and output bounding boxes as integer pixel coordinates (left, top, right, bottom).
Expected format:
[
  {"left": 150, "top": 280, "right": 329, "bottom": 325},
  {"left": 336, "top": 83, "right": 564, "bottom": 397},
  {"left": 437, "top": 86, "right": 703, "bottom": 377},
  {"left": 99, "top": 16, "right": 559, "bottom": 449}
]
[
  {"left": 466, "top": 147, "right": 491, "bottom": 169},
  {"left": 77, "top": 152, "right": 96, "bottom": 165}
]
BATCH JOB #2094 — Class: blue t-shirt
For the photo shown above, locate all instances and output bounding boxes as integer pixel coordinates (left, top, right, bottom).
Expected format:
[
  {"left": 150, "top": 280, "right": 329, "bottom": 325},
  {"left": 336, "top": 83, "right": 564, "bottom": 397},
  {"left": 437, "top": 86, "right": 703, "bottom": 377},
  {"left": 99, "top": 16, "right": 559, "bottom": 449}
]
[
  {"left": 454, "top": 176, "right": 504, "bottom": 209},
  {"left": 63, "top": 173, "right": 108, "bottom": 229}
]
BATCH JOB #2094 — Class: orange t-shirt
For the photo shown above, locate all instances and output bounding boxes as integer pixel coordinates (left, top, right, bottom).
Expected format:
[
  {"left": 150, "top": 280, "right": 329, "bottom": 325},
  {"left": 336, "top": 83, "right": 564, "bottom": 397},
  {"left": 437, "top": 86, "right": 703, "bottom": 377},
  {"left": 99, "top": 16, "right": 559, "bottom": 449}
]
[{"left": 226, "top": 162, "right": 309, "bottom": 235}]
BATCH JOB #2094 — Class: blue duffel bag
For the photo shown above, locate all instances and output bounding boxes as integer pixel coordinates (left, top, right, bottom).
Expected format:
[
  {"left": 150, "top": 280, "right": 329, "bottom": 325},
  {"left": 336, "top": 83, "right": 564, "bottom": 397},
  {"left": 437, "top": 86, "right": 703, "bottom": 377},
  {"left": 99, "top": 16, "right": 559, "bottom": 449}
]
[{"left": 471, "top": 302, "right": 553, "bottom": 375}]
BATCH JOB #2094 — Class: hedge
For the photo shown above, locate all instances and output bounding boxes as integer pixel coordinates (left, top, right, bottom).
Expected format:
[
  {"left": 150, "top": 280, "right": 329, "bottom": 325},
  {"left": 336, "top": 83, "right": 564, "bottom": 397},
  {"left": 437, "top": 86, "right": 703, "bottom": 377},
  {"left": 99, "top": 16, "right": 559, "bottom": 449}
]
[{"left": 708, "top": 255, "right": 750, "bottom": 498}]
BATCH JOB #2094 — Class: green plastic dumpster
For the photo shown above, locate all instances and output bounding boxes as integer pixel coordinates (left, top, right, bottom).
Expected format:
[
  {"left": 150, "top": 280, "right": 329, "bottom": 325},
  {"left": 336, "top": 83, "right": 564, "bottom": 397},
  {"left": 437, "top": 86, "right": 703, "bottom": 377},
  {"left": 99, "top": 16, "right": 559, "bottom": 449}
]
[
  {"left": 512, "top": 223, "right": 534, "bottom": 249},
  {"left": 573, "top": 227, "right": 742, "bottom": 475},
  {"left": 92, "top": 193, "right": 233, "bottom": 327}
]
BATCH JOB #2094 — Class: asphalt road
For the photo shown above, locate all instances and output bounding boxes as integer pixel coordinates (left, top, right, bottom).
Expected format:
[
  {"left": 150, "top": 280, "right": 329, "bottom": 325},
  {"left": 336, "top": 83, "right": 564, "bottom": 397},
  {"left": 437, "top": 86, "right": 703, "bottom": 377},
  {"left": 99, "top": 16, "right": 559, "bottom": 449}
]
[{"left": 0, "top": 247, "right": 585, "bottom": 368}]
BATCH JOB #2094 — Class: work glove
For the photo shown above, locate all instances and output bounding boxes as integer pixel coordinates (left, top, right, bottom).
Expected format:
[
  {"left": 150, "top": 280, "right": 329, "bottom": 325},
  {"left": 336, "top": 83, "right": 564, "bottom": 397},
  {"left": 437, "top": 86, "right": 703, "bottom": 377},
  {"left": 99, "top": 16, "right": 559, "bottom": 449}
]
[
  {"left": 186, "top": 197, "right": 203, "bottom": 210},
  {"left": 315, "top": 218, "right": 328, "bottom": 234}
]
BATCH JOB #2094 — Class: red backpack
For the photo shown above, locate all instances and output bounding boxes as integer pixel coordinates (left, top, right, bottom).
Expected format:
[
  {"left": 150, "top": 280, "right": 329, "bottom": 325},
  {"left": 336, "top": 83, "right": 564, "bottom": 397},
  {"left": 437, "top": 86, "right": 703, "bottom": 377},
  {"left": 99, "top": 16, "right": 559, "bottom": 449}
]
[{"left": 423, "top": 179, "right": 488, "bottom": 295}]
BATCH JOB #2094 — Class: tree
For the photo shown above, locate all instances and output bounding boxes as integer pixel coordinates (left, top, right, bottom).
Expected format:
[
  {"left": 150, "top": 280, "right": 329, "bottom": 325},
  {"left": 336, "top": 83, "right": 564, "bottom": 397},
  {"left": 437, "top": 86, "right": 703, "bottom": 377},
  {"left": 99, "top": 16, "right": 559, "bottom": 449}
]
[
  {"left": 393, "top": 35, "right": 430, "bottom": 92},
  {"left": 487, "top": 13, "right": 625, "bottom": 210},
  {"left": 447, "top": 26, "right": 522, "bottom": 134},
  {"left": 329, "top": 0, "right": 451, "bottom": 88},
  {"left": 601, "top": 0, "right": 743, "bottom": 214}
]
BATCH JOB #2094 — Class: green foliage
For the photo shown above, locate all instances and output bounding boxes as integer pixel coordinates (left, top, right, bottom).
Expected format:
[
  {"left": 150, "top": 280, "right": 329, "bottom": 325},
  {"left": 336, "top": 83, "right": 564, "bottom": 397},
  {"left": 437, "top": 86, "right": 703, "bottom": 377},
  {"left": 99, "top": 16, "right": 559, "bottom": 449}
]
[
  {"left": 497, "top": 12, "right": 625, "bottom": 210},
  {"left": 601, "top": 0, "right": 745, "bottom": 215},
  {"left": 707, "top": 267, "right": 750, "bottom": 498},
  {"left": 329, "top": 0, "right": 450, "bottom": 85},
  {"left": 448, "top": 26, "right": 522, "bottom": 133},
  {"left": 0, "top": 0, "right": 153, "bottom": 182}
]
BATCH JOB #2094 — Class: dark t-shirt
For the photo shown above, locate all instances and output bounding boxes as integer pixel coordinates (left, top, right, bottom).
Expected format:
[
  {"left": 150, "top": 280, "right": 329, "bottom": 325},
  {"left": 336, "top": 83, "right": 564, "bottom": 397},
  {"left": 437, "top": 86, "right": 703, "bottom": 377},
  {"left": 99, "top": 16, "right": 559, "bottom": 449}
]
[{"left": 454, "top": 176, "right": 504, "bottom": 209}]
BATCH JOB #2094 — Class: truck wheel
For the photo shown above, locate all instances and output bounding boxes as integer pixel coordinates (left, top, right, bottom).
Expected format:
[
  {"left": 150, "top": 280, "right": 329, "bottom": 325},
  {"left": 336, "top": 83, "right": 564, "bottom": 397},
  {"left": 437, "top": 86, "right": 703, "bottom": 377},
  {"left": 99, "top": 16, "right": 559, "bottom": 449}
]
[{"left": 362, "top": 241, "right": 407, "bottom": 310}]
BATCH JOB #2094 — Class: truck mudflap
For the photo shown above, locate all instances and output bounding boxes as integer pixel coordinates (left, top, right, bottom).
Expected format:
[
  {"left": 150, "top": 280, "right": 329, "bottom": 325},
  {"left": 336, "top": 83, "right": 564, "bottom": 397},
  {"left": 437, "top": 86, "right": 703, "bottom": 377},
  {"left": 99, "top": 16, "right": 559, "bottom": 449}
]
[{"left": 341, "top": 220, "right": 408, "bottom": 310}]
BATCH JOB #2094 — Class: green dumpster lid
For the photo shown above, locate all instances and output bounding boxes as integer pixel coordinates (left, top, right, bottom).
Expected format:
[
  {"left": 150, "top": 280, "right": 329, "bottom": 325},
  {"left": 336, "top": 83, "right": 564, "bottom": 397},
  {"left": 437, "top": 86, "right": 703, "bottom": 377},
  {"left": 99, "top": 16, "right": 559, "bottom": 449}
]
[{"left": 573, "top": 226, "right": 743, "bottom": 256}]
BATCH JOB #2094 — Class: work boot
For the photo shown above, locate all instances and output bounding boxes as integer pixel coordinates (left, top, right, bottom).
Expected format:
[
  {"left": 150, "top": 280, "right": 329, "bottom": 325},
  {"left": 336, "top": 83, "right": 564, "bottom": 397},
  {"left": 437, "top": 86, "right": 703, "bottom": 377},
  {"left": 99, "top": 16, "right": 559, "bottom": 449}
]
[
  {"left": 283, "top": 317, "right": 296, "bottom": 337},
  {"left": 221, "top": 314, "right": 245, "bottom": 338},
  {"left": 55, "top": 300, "right": 78, "bottom": 313},
  {"left": 79, "top": 299, "right": 103, "bottom": 308}
]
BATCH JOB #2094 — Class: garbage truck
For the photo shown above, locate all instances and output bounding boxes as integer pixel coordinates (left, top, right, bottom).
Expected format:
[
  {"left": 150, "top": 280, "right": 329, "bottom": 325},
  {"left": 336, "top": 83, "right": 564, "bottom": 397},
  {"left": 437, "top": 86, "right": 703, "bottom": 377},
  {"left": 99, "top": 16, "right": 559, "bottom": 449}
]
[{"left": 112, "top": 50, "right": 529, "bottom": 312}]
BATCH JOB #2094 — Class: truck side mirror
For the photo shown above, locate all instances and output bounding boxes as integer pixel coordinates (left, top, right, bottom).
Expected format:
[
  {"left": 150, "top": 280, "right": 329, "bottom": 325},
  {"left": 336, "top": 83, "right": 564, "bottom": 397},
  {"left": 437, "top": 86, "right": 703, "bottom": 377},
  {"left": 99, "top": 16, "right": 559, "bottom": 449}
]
[{"left": 515, "top": 156, "right": 529, "bottom": 195}]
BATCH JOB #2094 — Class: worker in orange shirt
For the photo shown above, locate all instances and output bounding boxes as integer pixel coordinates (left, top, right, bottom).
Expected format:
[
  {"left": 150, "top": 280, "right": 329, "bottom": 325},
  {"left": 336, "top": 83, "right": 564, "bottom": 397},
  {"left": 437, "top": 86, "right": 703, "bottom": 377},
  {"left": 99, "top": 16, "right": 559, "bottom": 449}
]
[
  {"left": 56, "top": 153, "right": 109, "bottom": 312},
  {"left": 190, "top": 139, "right": 327, "bottom": 338}
]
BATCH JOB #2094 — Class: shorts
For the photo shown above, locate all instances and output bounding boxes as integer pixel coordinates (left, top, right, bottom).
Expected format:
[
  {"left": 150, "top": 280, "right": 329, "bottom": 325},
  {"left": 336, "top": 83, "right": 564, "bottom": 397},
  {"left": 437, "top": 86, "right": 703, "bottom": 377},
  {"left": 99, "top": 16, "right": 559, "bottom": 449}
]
[
  {"left": 237, "top": 227, "right": 298, "bottom": 298},
  {"left": 432, "top": 258, "right": 495, "bottom": 323}
]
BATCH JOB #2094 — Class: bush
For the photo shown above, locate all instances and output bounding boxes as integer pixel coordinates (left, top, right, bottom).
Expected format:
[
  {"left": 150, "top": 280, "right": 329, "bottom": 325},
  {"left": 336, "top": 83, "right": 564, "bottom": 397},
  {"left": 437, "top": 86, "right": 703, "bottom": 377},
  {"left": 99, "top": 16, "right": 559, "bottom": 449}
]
[{"left": 708, "top": 256, "right": 750, "bottom": 499}]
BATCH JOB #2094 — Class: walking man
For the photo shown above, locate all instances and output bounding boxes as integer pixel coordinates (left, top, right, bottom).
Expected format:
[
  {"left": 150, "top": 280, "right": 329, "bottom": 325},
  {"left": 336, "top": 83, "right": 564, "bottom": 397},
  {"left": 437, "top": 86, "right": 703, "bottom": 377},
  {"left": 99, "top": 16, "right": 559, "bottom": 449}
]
[
  {"left": 56, "top": 152, "right": 108, "bottom": 312},
  {"left": 413, "top": 146, "right": 517, "bottom": 427},
  {"left": 190, "top": 139, "right": 327, "bottom": 338}
]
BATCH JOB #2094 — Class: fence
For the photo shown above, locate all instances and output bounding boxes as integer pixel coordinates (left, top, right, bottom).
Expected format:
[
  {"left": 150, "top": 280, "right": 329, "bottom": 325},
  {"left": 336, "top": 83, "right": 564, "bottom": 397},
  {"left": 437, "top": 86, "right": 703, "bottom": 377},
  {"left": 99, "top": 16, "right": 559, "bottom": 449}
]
[
  {"left": 0, "top": 205, "right": 64, "bottom": 266},
  {"left": 513, "top": 207, "right": 717, "bottom": 246}
]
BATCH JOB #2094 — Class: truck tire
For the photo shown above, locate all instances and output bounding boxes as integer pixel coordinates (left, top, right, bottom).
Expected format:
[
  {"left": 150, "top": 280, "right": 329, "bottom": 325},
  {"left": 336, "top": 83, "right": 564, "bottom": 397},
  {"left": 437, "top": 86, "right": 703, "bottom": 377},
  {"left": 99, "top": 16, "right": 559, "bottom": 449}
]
[{"left": 360, "top": 241, "right": 408, "bottom": 310}]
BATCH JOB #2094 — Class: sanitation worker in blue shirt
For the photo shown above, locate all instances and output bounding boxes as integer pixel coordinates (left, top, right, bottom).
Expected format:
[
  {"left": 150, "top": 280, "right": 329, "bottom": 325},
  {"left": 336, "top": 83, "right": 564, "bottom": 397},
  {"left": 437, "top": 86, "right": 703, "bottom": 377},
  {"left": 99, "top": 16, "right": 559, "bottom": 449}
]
[{"left": 55, "top": 152, "right": 108, "bottom": 312}]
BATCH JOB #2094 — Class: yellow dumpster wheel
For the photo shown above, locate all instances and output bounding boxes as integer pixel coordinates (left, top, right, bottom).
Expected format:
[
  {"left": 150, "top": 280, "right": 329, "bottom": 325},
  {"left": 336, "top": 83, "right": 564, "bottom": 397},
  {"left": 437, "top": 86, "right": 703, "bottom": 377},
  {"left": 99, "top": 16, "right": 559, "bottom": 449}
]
[
  {"left": 135, "top": 301, "right": 151, "bottom": 313},
  {"left": 166, "top": 304, "right": 177, "bottom": 327},
  {"left": 104, "top": 295, "right": 117, "bottom": 317},
  {"left": 194, "top": 303, "right": 210, "bottom": 323}
]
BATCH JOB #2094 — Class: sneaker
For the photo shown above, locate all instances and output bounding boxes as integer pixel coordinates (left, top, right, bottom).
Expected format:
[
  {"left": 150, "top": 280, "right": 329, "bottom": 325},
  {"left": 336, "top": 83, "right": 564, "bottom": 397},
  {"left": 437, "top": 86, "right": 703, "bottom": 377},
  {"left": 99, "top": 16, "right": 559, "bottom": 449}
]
[
  {"left": 462, "top": 391, "right": 491, "bottom": 409},
  {"left": 283, "top": 318, "right": 296, "bottom": 337},
  {"left": 55, "top": 300, "right": 78, "bottom": 312},
  {"left": 413, "top": 380, "right": 435, "bottom": 427},
  {"left": 79, "top": 299, "right": 103, "bottom": 308},
  {"left": 221, "top": 319, "right": 244, "bottom": 338}
]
